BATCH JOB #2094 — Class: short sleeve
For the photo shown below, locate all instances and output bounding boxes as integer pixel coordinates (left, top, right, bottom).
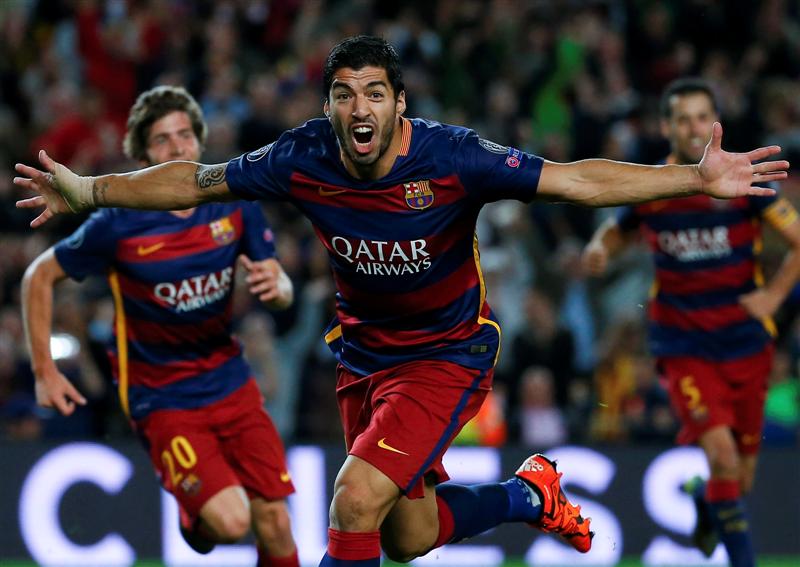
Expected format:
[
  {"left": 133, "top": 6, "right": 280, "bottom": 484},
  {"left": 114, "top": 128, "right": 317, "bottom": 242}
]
[
  {"left": 226, "top": 137, "right": 292, "bottom": 202},
  {"left": 238, "top": 203, "right": 277, "bottom": 261},
  {"left": 616, "top": 205, "right": 641, "bottom": 233},
  {"left": 452, "top": 130, "right": 544, "bottom": 203},
  {"left": 54, "top": 210, "right": 117, "bottom": 280}
]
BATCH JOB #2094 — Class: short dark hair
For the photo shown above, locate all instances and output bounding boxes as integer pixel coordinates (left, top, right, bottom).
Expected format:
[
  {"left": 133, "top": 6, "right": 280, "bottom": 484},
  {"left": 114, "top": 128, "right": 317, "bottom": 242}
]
[
  {"left": 123, "top": 85, "right": 207, "bottom": 161},
  {"left": 322, "top": 35, "right": 405, "bottom": 99},
  {"left": 660, "top": 77, "right": 719, "bottom": 118}
]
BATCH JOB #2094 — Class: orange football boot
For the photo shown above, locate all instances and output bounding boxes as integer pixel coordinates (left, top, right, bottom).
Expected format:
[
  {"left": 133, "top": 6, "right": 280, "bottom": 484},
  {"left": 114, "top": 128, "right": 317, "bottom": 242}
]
[{"left": 515, "top": 454, "right": 594, "bottom": 553}]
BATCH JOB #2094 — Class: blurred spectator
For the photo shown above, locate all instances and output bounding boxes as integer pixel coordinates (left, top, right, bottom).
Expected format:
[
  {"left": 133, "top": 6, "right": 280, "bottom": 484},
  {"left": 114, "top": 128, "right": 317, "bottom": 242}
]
[
  {"left": 497, "top": 287, "right": 575, "bottom": 416},
  {"left": 202, "top": 112, "right": 240, "bottom": 162},
  {"left": 238, "top": 72, "right": 285, "bottom": 152},
  {"left": 564, "top": 378, "right": 593, "bottom": 444},
  {"left": 590, "top": 316, "right": 647, "bottom": 442},
  {"left": 455, "top": 388, "right": 508, "bottom": 447},
  {"left": 0, "top": 330, "right": 40, "bottom": 440},
  {"left": 75, "top": 1, "right": 138, "bottom": 124},
  {"left": 623, "top": 355, "right": 677, "bottom": 444},
  {"left": 29, "top": 85, "right": 123, "bottom": 174},
  {"left": 517, "top": 366, "right": 568, "bottom": 449},
  {"left": 200, "top": 65, "right": 249, "bottom": 123},
  {"left": 554, "top": 238, "right": 596, "bottom": 376}
]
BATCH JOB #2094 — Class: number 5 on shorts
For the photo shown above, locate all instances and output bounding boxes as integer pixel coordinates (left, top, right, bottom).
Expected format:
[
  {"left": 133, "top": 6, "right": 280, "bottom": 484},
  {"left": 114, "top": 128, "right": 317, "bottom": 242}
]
[
  {"left": 679, "top": 375, "right": 704, "bottom": 411},
  {"left": 161, "top": 435, "right": 198, "bottom": 488}
]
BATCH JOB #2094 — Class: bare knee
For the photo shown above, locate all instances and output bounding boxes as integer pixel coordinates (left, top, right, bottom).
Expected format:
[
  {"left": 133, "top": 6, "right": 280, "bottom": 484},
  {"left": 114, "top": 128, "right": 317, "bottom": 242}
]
[
  {"left": 200, "top": 488, "right": 251, "bottom": 543},
  {"left": 329, "top": 457, "right": 400, "bottom": 532},
  {"left": 330, "top": 480, "right": 386, "bottom": 530},
  {"left": 708, "top": 448, "right": 740, "bottom": 478},
  {"left": 253, "top": 501, "right": 292, "bottom": 539},
  {"left": 205, "top": 507, "right": 251, "bottom": 542},
  {"left": 701, "top": 428, "right": 741, "bottom": 479},
  {"left": 252, "top": 499, "right": 295, "bottom": 556}
]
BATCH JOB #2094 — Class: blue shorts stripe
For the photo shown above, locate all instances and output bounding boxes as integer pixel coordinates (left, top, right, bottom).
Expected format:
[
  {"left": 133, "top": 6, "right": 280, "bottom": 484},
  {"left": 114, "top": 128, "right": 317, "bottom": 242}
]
[{"left": 404, "top": 368, "right": 486, "bottom": 494}]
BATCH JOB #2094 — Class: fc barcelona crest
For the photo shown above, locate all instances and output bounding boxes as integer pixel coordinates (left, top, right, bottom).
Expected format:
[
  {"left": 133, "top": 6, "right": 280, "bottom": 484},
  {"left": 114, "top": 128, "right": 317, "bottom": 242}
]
[
  {"left": 404, "top": 180, "right": 434, "bottom": 210},
  {"left": 209, "top": 216, "right": 235, "bottom": 245},
  {"left": 180, "top": 473, "right": 202, "bottom": 496}
]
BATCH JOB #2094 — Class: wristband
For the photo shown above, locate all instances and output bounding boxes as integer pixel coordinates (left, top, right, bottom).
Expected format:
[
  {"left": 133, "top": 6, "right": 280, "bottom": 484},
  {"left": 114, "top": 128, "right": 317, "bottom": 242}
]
[{"left": 54, "top": 162, "right": 96, "bottom": 212}]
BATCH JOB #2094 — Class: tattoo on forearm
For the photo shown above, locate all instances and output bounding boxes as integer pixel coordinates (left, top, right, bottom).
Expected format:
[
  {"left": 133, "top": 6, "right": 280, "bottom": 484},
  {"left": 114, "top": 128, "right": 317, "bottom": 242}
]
[
  {"left": 196, "top": 165, "right": 226, "bottom": 190},
  {"left": 92, "top": 180, "right": 109, "bottom": 205}
]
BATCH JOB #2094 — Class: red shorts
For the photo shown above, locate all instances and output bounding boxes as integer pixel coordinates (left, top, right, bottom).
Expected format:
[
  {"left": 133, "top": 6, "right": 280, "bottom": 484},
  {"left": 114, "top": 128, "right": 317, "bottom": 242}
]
[
  {"left": 659, "top": 347, "right": 772, "bottom": 455},
  {"left": 136, "top": 379, "right": 294, "bottom": 516},
  {"left": 337, "top": 360, "right": 492, "bottom": 499}
]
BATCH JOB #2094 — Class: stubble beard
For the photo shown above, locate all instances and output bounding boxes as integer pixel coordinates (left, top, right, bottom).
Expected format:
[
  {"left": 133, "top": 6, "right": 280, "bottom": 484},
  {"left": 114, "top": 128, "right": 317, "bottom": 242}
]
[
  {"left": 335, "top": 118, "right": 396, "bottom": 167},
  {"left": 675, "top": 143, "right": 703, "bottom": 166}
]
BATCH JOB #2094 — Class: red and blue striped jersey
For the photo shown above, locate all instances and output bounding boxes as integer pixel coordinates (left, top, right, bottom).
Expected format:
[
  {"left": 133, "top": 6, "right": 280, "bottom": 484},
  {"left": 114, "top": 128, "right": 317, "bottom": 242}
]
[
  {"left": 54, "top": 202, "right": 276, "bottom": 420},
  {"left": 617, "top": 193, "right": 796, "bottom": 361},
  {"left": 226, "top": 117, "right": 544, "bottom": 376}
]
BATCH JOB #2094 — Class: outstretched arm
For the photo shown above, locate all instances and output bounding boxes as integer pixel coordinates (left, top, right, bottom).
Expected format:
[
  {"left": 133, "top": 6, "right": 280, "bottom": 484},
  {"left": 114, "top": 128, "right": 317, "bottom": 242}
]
[
  {"left": 15, "top": 150, "right": 235, "bottom": 227},
  {"left": 537, "top": 123, "right": 788, "bottom": 206},
  {"left": 21, "top": 248, "right": 87, "bottom": 416}
]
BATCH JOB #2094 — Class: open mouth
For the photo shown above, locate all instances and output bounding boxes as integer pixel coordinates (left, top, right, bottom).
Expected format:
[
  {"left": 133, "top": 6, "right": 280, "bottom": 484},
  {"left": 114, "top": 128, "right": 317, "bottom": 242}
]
[{"left": 351, "top": 125, "right": 375, "bottom": 154}]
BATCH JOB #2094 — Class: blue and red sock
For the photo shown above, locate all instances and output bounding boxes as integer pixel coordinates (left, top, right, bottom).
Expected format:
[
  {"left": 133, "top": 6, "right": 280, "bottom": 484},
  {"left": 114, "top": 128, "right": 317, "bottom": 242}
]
[
  {"left": 434, "top": 479, "right": 542, "bottom": 547},
  {"left": 318, "top": 529, "right": 380, "bottom": 566},
  {"left": 706, "top": 478, "right": 754, "bottom": 567}
]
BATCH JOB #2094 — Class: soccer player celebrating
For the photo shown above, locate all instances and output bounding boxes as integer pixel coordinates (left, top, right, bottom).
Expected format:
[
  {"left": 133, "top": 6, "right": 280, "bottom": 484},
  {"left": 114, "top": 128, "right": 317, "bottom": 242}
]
[
  {"left": 20, "top": 86, "right": 300, "bottom": 567},
  {"left": 583, "top": 78, "right": 800, "bottom": 567},
  {"left": 15, "top": 38, "right": 789, "bottom": 566}
]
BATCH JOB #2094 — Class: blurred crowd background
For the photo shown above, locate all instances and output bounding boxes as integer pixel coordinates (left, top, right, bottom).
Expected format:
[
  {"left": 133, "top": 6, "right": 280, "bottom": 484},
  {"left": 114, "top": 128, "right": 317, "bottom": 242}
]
[{"left": 1, "top": 0, "right": 799, "bottom": 450}]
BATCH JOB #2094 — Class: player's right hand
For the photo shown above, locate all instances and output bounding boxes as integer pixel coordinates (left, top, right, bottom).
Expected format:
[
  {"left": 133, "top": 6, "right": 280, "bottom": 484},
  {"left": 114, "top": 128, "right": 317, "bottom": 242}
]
[
  {"left": 698, "top": 122, "right": 788, "bottom": 199},
  {"left": 581, "top": 241, "right": 609, "bottom": 276},
  {"left": 35, "top": 369, "right": 87, "bottom": 417},
  {"left": 14, "top": 150, "right": 92, "bottom": 228}
]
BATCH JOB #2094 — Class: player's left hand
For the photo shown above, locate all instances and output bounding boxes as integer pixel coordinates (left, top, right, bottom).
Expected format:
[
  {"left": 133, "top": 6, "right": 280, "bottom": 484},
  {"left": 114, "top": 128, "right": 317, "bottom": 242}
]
[
  {"left": 14, "top": 150, "right": 95, "bottom": 227},
  {"left": 239, "top": 255, "right": 293, "bottom": 309},
  {"left": 699, "top": 122, "right": 789, "bottom": 199},
  {"left": 582, "top": 240, "right": 610, "bottom": 277},
  {"left": 739, "top": 288, "right": 781, "bottom": 320}
]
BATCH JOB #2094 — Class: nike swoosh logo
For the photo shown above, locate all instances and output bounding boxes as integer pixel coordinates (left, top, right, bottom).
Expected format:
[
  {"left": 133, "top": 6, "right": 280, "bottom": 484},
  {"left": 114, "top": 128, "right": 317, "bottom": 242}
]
[
  {"left": 137, "top": 242, "right": 165, "bottom": 256},
  {"left": 377, "top": 437, "right": 409, "bottom": 456},
  {"left": 318, "top": 187, "right": 347, "bottom": 197},
  {"left": 280, "top": 471, "right": 291, "bottom": 483}
]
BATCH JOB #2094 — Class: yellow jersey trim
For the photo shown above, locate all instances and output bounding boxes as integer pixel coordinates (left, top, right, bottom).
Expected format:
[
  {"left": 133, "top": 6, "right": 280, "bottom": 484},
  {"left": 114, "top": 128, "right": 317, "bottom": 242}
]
[
  {"left": 472, "top": 232, "right": 502, "bottom": 365},
  {"left": 108, "top": 271, "right": 130, "bottom": 418},
  {"left": 763, "top": 197, "right": 799, "bottom": 231},
  {"left": 751, "top": 220, "right": 777, "bottom": 337},
  {"left": 325, "top": 324, "right": 342, "bottom": 344}
]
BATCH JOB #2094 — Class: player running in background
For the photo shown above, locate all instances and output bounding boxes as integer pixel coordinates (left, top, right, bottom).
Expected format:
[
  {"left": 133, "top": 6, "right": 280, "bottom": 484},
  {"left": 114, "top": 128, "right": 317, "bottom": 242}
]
[
  {"left": 14, "top": 38, "right": 789, "bottom": 566},
  {"left": 20, "top": 86, "right": 300, "bottom": 567},
  {"left": 582, "top": 78, "right": 800, "bottom": 567}
]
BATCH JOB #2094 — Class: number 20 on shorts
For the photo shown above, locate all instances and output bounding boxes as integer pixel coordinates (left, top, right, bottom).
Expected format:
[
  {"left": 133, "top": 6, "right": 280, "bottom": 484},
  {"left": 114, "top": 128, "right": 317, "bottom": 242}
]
[{"left": 160, "top": 435, "right": 197, "bottom": 488}]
